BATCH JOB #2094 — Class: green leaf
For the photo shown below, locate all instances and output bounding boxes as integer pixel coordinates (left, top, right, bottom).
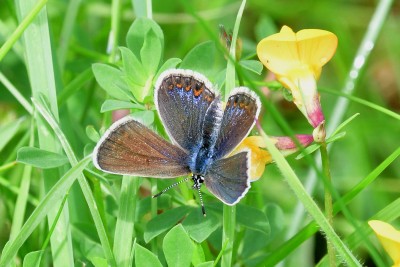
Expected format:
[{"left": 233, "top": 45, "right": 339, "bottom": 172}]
[
  {"left": 17, "top": 147, "right": 69, "bottom": 169},
  {"left": 0, "top": 117, "right": 24, "bottom": 152},
  {"left": 240, "top": 60, "right": 263, "bottom": 75},
  {"left": 126, "top": 18, "right": 164, "bottom": 60},
  {"left": 86, "top": 126, "right": 100, "bottom": 143},
  {"left": 295, "top": 144, "right": 320, "bottom": 160},
  {"left": 330, "top": 113, "right": 360, "bottom": 137},
  {"left": 327, "top": 132, "right": 346, "bottom": 143},
  {"left": 22, "top": 250, "right": 42, "bottom": 267},
  {"left": 180, "top": 41, "right": 216, "bottom": 78},
  {"left": 130, "top": 110, "right": 154, "bottom": 126},
  {"left": 163, "top": 224, "right": 194, "bottom": 267},
  {"left": 92, "top": 63, "right": 133, "bottom": 101},
  {"left": 90, "top": 257, "right": 108, "bottom": 267},
  {"left": 135, "top": 243, "right": 162, "bottom": 267},
  {"left": 140, "top": 29, "right": 162, "bottom": 76},
  {"left": 182, "top": 209, "right": 221, "bottom": 243},
  {"left": 236, "top": 204, "right": 270, "bottom": 235},
  {"left": 100, "top": 99, "right": 145, "bottom": 113},
  {"left": 195, "top": 262, "right": 214, "bottom": 267},
  {"left": 144, "top": 206, "right": 191, "bottom": 243},
  {"left": 191, "top": 243, "right": 205, "bottom": 266},
  {"left": 281, "top": 88, "right": 293, "bottom": 101},
  {"left": 120, "top": 46, "right": 147, "bottom": 83},
  {"left": 156, "top": 58, "right": 182, "bottom": 78}
]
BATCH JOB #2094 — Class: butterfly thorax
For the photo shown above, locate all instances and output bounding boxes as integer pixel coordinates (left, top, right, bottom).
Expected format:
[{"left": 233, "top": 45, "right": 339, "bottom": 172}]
[{"left": 188, "top": 98, "right": 223, "bottom": 175}]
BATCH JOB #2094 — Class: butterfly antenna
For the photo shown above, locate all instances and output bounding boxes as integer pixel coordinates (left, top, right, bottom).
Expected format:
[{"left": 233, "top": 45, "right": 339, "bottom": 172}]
[
  {"left": 152, "top": 177, "right": 190, "bottom": 198},
  {"left": 197, "top": 187, "right": 206, "bottom": 217}
]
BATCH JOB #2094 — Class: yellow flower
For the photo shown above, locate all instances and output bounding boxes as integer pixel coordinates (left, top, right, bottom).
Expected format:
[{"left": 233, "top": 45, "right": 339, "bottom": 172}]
[
  {"left": 232, "top": 135, "right": 314, "bottom": 181},
  {"left": 257, "top": 26, "right": 338, "bottom": 129},
  {"left": 369, "top": 220, "right": 400, "bottom": 267}
]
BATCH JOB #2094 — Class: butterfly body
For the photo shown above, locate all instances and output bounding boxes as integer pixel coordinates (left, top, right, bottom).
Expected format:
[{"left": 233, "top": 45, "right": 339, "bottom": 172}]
[{"left": 93, "top": 69, "right": 261, "bottom": 206}]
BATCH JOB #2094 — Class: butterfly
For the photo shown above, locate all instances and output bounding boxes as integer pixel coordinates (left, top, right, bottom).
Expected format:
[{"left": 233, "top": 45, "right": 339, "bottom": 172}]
[{"left": 93, "top": 69, "right": 261, "bottom": 215}]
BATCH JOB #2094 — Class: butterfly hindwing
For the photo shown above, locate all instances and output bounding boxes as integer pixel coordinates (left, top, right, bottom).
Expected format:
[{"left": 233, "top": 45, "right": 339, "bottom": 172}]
[
  {"left": 213, "top": 87, "right": 261, "bottom": 160},
  {"left": 93, "top": 117, "right": 190, "bottom": 177},
  {"left": 155, "top": 69, "right": 216, "bottom": 152},
  {"left": 205, "top": 151, "right": 250, "bottom": 205}
]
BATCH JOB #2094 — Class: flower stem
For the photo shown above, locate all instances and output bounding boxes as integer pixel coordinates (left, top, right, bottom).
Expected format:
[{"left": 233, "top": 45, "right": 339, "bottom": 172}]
[
  {"left": 222, "top": 205, "right": 236, "bottom": 267},
  {"left": 320, "top": 142, "right": 335, "bottom": 266}
]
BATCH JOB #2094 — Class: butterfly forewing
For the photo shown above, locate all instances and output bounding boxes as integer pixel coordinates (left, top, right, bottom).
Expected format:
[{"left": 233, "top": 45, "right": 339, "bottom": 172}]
[
  {"left": 93, "top": 118, "right": 190, "bottom": 177},
  {"left": 213, "top": 87, "right": 261, "bottom": 160},
  {"left": 155, "top": 69, "right": 216, "bottom": 152},
  {"left": 205, "top": 151, "right": 250, "bottom": 205}
]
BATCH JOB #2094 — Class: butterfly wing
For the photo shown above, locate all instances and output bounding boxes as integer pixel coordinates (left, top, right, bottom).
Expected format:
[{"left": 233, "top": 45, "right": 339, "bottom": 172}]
[
  {"left": 204, "top": 151, "right": 250, "bottom": 205},
  {"left": 213, "top": 87, "right": 261, "bottom": 159},
  {"left": 155, "top": 69, "right": 217, "bottom": 152},
  {"left": 93, "top": 117, "right": 190, "bottom": 177}
]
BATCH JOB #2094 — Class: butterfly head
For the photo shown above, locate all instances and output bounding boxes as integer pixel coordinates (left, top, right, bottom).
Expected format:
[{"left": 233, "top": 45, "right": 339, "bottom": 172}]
[{"left": 192, "top": 174, "right": 205, "bottom": 190}]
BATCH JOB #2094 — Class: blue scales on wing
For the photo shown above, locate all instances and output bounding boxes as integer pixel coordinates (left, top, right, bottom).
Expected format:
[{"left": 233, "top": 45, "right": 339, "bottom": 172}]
[
  {"left": 155, "top": 69, "right": 217, "bottom": 154},
  {"left": 213, "top": 87, "right": 261, "bottom": 160},
  {"left": 205, "top": 152, "right": 250, "bottom": 205}
]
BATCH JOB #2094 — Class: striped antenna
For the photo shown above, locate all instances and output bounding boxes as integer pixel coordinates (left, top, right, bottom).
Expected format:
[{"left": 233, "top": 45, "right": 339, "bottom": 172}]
[
  {"left": 197, "top": 187, "right": 206, "bottom": 217},
  {"left": 152, "top": 177, "right": 190, "bottom": 198}
]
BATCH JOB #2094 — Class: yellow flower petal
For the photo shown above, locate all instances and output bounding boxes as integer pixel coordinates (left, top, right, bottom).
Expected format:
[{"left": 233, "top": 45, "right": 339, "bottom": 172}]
[
  {"left": 296, "top": 29, "right": 338, "bottom": 79},
  {"left": 257, "top": 26, "right": 338, "bottom": 80},
  {"left": 369, "top": 220, "right": 400, "bottom": 266},
  {"left": 257, "top": 26, "right": 302, "bottom": 78},
  {"left": 232, "top": 136, "right": 273, "bottom": 181}
]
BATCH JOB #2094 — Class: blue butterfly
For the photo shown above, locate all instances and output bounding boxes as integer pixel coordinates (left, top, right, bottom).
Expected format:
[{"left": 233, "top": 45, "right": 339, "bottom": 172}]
[{"left": 93, "top": 69, "right": 261, "bottom": 215}]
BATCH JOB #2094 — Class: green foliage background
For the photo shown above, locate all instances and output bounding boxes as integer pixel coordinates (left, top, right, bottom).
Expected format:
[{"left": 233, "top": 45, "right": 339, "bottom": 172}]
[{"left": 0, "top": 0, "right": 399, "bottom": 266}]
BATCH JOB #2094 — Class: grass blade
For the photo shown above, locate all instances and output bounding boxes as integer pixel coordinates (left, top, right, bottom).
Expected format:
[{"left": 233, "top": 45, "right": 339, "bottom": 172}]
[
  {"left": 32, "top": 97, "right": 116, "bottom": 266},
  {"left": 0, "top": 156, "right": 92, "bottom": 266}
]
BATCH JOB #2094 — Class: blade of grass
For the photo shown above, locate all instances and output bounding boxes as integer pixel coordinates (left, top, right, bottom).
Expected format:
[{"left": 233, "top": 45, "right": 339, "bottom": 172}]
[
  {"left": 320, "top": 87, "right": 400, "bottom": 121},
  {"left": 317, "top": 197, "right": 400, "bottom": 266},
  {"left": 113, "top": 177, "right": 140, "bottom": 267},
  {"left": 287, "top": 0, "right": 395, "bottom": 240},
  {"left": 0, "top": 0, "right": 48, "bottom": 62},
  {"left": 57, "top": 68, "right": 94, "bottom": 107},
  {"left": 9, "top": 118, "right": 34, "bottom": 241},
  {"left": 262, "top": 146, "right": 400, "bottom": 266},
  {"left": 0, "top": 176, "right": 39, "bottom": 206},
  {"left": 33, "top": 97, "right": 116, "bottom": 266},
  {"left": 57, "top": 0, "right": 82, "bottom": 70},
  {"left": 15, "top": 0, "right": 74, "bottom": 264},
  {"left": 0, "top": 72, "right": 33, "bottom": 114},
  {"left": 0, "top": 156, "right": 92, "bottom": 266},
  {"left": 258, "top": 128, "right": 361, "bottom": 266}
]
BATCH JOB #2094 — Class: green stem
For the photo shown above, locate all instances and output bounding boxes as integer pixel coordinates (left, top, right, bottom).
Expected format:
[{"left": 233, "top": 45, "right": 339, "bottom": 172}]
[
  {"left": 0, "top": 72, "right": 33, "bottom": 114},
  {"left": 320, "top": 142, "right": 335, "bottom": 266},
  {"left": 0, "top": 0, "right": 48, "bottom": 62},
  {"left": 109, "top": 0, "right": 122, "bottom": 62},
  {"left": 151, "top": 179, "right": 158, "bottom": 254},
  {"left": 221, "top": 0, "right": 246, "bottom": 266},
  {"left": 222, "top": 205, "right": 236, "bottom": 267}
]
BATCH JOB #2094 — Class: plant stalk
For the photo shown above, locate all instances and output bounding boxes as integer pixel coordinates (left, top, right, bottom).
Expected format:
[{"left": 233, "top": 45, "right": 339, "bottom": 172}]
[{"left": 320, "top": 142, "right": 336, "bottom": 266}]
